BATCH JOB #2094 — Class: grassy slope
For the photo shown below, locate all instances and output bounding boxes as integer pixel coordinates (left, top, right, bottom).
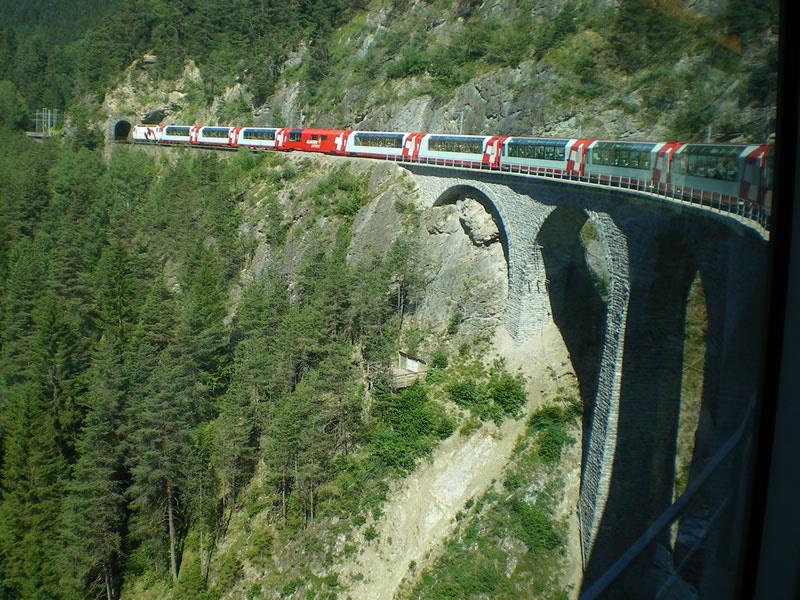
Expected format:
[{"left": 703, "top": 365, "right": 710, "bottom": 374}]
[{"left": 397, "top": 389, "right": 583, "bottom": 600}]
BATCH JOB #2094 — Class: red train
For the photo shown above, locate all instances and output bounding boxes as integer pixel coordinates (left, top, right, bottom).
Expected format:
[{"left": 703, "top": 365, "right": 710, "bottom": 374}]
[{"left": 133, "top": 123, "right": 773, "bottom": 227}]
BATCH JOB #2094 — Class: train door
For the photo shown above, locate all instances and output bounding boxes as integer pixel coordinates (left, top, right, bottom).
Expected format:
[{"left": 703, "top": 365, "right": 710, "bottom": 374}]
[
  {"left": 228, "top": 127, "right": 242, "bottom": 147},
  {"left": 334, "top": 130, "right": 352, "bottom": 154},
  {"left": 653, "top": 142, "right": 680, "bottom": 186},
  {"left": 402, "top": 133, "right": 424, "bottom": 160},
  {"left": 189, "top": 124, "right": 201, "bottom": 145},
  {"left": 566, "top": 139, "right": 591, "bottom": 176},
  {"left": 739, "top": 145, "right": 770, "bottom": 202},
  {"left": 275, "top": 128, "right": 288, "bottom": 151},
  {"left": 482, "top": 136, "right": 507, "bottom": 168}
]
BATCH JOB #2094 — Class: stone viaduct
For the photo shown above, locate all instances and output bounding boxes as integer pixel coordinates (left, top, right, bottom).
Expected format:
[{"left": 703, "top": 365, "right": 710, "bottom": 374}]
[{"left": 404, "top": 164, "right": 770, "bottom": 596}]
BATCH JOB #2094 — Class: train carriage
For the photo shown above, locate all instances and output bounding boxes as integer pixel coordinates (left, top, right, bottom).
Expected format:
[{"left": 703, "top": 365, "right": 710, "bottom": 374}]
[
  {"left": 197, "top": 126, "right": 234, "bottom": 147},
  {"left": 344, "top": 131, "right": 407, "bottom": 158},
  {"left": 417, "top": 134, "right": 506, "bottom": 168},
  {"left": 160, "top": 125, "right": 194, "bottom": 145},
  {"left": 670, "top": 144, "right": 770, "bottom": 206},
  {"left": 499, "top": 137, "right": 572, "bottom": 174},
  {"left": 235, "top": 127, "right": 281, "bottom": 149},
  {"left": 281, "top": 128, "right": 345, "bottom": 153},
  {"left": 585, "top": 140, "right": 662, "bottom": 184}
]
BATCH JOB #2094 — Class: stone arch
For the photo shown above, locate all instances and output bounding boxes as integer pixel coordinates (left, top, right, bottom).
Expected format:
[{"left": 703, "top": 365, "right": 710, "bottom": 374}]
[
  {"left": 534, "top": 206, "right": 632, "bottom": 571},
  {"left": 583, "top": 226, "right": 702, "bottom": 593},
  {"left": 113, "top": 119, "right": 132, "bottom": 141},
  {"left": 432, "top": 184, "right": 510, "bottom": 273}
]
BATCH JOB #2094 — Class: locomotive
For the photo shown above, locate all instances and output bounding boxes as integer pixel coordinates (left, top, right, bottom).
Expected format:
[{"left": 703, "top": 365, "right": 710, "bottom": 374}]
[{"left": 132, "top": 123, "right": 772, "bottom": 227}]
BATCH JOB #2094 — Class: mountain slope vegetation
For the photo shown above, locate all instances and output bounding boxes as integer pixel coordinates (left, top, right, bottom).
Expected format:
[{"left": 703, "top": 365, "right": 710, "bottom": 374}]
[
  {"left": 0, "top": 2, "right": 779, "bottom": 599},
  {"left": 0, "top": 0, "right": 778, "bottom": 140}
]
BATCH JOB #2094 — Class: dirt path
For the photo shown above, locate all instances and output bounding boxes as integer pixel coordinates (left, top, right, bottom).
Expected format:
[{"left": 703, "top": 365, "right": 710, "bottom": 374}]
[{"left": 341, "top": 321, "right": 574, "bottom": 600}]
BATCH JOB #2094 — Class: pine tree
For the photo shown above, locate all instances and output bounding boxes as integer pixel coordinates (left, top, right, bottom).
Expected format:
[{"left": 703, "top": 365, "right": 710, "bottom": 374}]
[
  {"left": 92, "top": 238, "right": 136, "bottom": 343},
  {"left": 128, "top": 346, "right": 194, "bottom": 585},
  {"left": 212, "top": 272, "right": 293, "bottom": 519},
  {"left": 174, "top": 241, "right": 230, "bottom": 418},
  {"left": 46, "top": 148, "right": 106, "bottom": 311},
  {"left": 128, "top": 247, "right": 229, "bottom": 584},
  {"left": 126, "top": 277, "right": 175, "bottom": 403},
  {"left": 1, "top": 237, "right": 48, "bottom": 387},
  {"left": 60, "top": 334, "right": 128, "bottom": 600},
  {"left": 30, "top": 288, "right": 89, "bottom": 460},
  {"left": 0, "top": 383, "right": 67, "bottom": 599}
]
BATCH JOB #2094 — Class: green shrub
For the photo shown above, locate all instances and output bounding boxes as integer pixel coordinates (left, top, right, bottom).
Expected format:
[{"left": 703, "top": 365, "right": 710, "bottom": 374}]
[
  {"left": 488, "top": 371, "right": 526, "bottom": 415},
  {"left": 530, "top": 403, "right": 578, "bottom": 464},
  {"left": 244, "top": 527, "right": 273, "bottom": 566},
  {"left": 459, "top": 414, "right": 481, "bottom": 437},
  {"left": 369, "top": 384, "right": 454, "bottom": 474},
  {"left": 446, "top": 379, "right": 487, "bottom": 409},
  {"left": 174, "top": 554, "right": 211, "bottom": 600},
  {"left": 311, "top": 164, "right": 367, "bottom": 217},
  {"left": 281, "top": 579, "right": 302, "bottom": 597},
  {"left": 430, "top": 349, "right": 448, "bottom": 370},
  {"left": 364, "top": 525, "right": 378, "bottom": 542},
  {"left": 216, "top": 551, "right": 243, "bottom": 592},
  {"left": 511, "top": 499, "right": 563, "bottom": 555},
  {"left": 447, "top": 308, "right": 463, "bottom": 334}
]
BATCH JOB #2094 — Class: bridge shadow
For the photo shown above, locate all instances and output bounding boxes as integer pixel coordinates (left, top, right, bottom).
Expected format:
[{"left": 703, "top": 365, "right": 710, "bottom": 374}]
[
  {"left": 582, "top": 229, "right": 705, "bottom": 596},
  {"left": 537, "top": 206, "right": 608, "bottom": 472}
]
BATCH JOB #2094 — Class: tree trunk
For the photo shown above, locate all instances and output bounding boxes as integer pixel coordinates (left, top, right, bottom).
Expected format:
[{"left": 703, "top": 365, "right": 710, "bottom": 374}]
[
  {"left": 281, "top": 472, "right": 287, "bottom": 523},
  {"left": 104, "top": 565, "right": 114, "bottom": 600},
  {"left": 310, "top": 483, "right": 314, "bottom": 523},
  {"left": 166, "top": 482, "right": 179, "bottom": 584}
]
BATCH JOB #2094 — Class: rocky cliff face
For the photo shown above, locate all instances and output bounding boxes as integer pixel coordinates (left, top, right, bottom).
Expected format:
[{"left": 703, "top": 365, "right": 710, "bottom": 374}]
[
  {"left": 102, "top": 0, "right": 776, "bottom": 144},
  {"left": 206, "top": 150, "right": 581, "bottom": 600},
  {"left": 236, "top": 154, "right": 507, "bottom": 345}
]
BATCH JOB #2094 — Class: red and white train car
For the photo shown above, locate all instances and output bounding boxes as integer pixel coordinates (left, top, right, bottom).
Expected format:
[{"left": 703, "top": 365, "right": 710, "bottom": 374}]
[{"left": 132, "top": 121, "right": 772, "bottom": 224}]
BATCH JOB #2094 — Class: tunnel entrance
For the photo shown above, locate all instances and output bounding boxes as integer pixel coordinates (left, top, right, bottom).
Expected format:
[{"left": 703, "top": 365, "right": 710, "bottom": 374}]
[
  {"left": 113, "top": 119, "right": 132, "bottom": 142},
  {"left": 537, "top": 206, "right": 608, "bottom": 474}
]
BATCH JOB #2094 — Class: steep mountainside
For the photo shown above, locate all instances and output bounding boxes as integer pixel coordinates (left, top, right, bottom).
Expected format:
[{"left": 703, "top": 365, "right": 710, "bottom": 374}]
[
  {"left": 0, "top": 2, "right": 777, "bottom": 600},
  {"left": 97, "top": 0, "right": 776, "bottom": 142}
]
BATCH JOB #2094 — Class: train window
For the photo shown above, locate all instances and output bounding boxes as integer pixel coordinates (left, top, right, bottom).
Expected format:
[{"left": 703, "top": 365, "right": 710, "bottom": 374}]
[
  {"left": 242, "top": 129, "right": 276, "bottom": 141},
  {"left": 428, "top": 136, "right": 485, "bottom": 154},
  {"left": 506, "top": 139, "right": 568, "bottom": 161},
  {"left": 165, "top": 126, "right": 191, "bottom": 136},
  {"left": 289, "top": 130, "right": 302, "bottom": 142},
  {"left": 311, "top": 134, "right": 318, "bottom": 141},
  {"left": 682, "top": 145, "right": 743, "bottom": 182},
  {"left": 321, "top": 135, "right": 328, "bottom": 141},
  {"left": 354, "top": 132, "right": 405, "bottom": 148},
  {"left": 591, "top": 142, "right": 654, "bottom": 170},
  {"left": 203, "top": 128, "right": 229, "bottom": 138}
]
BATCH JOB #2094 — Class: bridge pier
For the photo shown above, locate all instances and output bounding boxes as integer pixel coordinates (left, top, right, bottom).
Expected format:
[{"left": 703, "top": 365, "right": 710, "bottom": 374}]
[
  {"left": 578, "top": 211, "right": 630, "bottom": 564},
  {"left": 404, "top": 165, "right": 769, "bottom": 596}
]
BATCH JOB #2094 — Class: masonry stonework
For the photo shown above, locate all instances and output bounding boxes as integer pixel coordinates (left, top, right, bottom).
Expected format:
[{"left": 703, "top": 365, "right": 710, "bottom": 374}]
[{"left": 405, "top": 165, "right": 769, "bottom": 594}]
